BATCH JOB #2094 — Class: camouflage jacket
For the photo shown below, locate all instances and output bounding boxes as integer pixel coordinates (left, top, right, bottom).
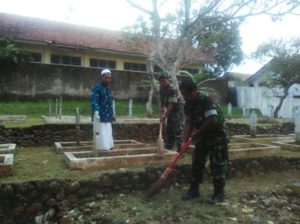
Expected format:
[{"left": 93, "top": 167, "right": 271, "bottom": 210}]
[
  {"left": 183, "top": 91, "right": 225, "bottom": 136},
  {"left": 159, "top": 84, "right": 183, "bottom": 115}
]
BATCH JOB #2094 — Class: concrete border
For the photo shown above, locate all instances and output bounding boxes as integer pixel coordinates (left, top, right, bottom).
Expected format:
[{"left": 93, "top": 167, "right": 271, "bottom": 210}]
[
  {"left": 0, "top": 154, "right": 14, "bottom": 176},
  {"left": 64, "top": 148, "right": 177, "bottom": 170},
  {"left": 54, "top": 140, "right": 146, "bottom": 153},
  {"left": 273, "top": 141, "right": 300, "bottom": 152},
  {"left": 229, "top": 143, "right": 281, "bottom": 159},
  {"left": 0, "top": 144, "right": 16, "bottom": 154},
  {"left": 231, "top": 134, "right": 294, "bottom": 144}
]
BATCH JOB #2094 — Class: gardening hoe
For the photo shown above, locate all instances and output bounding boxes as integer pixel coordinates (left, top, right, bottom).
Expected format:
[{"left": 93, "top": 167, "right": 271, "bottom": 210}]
[
  {"left": 157, "top": 122, "right": 165, "bottom": 157},
  {"left": 145, "top": 138, "right": 192, "bottom": 199}
]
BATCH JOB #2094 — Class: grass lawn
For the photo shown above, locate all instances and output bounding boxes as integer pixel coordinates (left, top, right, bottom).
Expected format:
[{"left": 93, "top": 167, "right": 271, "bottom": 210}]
[
  {"left": 1, "top": 146, "right": 300, "bottom": 184},
  {"left": 0, "top": 146, "right": 192, "bottom": 184}
]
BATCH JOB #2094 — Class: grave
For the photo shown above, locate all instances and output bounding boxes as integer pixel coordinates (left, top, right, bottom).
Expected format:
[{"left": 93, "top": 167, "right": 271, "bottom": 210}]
[
  {"left": 0, "top": 154, "right": 14, "bottom": 176},
  {"left": 228, "top": 142, "right": 281, "bottom": 159},
  {"left": 188, "top": 141, "right": 281, "bottom": 159},
  {"left": 54, "top": 140, "right": 146, "bottom": 153},
  {"left": 64, "top": 147, "right": 177, "bottom": 170},
  {"left": 272, "top": 140, "right": 300, "bottom": 152},
  {"left": 0, "top": 115, "right": 26, "bottom": 123},
  {"left": 0, "top": 143, "right": 16, "bottom": 154},
  {"left": 43, "top": 115, "right": 159, "bottom": 124},
  {"left": 231, "top": 134, "right": 294, "bottom": 144}
]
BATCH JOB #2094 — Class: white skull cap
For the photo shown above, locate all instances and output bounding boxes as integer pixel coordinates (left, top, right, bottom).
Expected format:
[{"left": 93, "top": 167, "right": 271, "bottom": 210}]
[{"left": 100, "top": 68, "right": 111, "bottom": 76}]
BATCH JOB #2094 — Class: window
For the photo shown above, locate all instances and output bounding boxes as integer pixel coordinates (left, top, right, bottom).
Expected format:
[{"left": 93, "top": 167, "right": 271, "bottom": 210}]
[
  {"left": 51, "top": 55, "right": 60, "bottom": 64},
  {"left": 124, "top": 62, "right": 147, "bottom": 72},
  {"left": 89, "top": 58, "right": 116, "bottom": 69},
  {"left": 50, "top": 54, "right": 81, "bottom": 66},
  {"left": 30, "top": 52, "right": 42, "bottom": 62}
]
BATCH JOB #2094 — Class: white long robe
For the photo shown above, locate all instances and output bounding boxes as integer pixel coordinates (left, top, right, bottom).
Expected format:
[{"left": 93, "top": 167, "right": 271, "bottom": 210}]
[{"left": 96, "top": 122, "right": 114, "bottom": 150}]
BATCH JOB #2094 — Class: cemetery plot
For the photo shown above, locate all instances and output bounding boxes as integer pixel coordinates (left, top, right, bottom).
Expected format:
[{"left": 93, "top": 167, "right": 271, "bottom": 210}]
[
  {"left": 188, "top": 141, "right": 281, "bottom": 159},
  {"left": 231, "top": 134, "right": 294, "bottom": 144},
  {"left": 0, "top": 154, "right": 14, "bottom": 176},
  {"left": 64, "top": 147, "right": 178, "bottom": 170},
  {"left": 273, "top": 140, "right": 300, "bottom": 152},
  {"left": 228, "top": 142, "right": 281, "bottom": 159},
  {"left": 0, "top": 115, "right": 26, "bottom": 122},
  {"left": 54, "top": 140, "right": 146, "bottom": 153},
  {"left": 0, "top": 144, "right": 16, "bottom": 154}
]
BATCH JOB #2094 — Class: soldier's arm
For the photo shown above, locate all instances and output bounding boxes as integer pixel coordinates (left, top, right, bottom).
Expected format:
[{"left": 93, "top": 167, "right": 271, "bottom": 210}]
[
  {"left": 163, "top": 87, "right": 177, "bottom": 118},
  {"left": 182, "top": 117, "right": 193, "bottom": 143},
  {"left": 191, "top": 115, "right": 218, "bottom": 140},
  {"left": 191, "top": 95, "right": 218, "bottom": 140},
  {"left": 164, "top": 103, "right": 175, "bottom": 118}
]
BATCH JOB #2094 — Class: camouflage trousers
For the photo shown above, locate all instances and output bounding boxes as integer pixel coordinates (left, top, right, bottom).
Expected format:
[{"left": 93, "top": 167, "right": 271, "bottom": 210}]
[
  {"left": 191, "top": 131, "right": 228, "bottom": 189},
  {"left": 164, "top": 113, "right": 183, "bottom": 151}
]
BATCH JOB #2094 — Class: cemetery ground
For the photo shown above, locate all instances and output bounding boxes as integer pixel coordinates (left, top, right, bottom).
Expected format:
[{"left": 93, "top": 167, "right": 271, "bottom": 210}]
[
  {"left": 0, "top": 146, "right": 300, "bottom": 223},
  {"left": 0, "top": 101, "right": 300, "bottom": 223}
]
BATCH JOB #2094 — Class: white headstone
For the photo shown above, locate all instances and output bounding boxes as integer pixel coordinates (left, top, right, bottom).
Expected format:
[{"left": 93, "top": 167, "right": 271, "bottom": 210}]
[
  {"left": 55, "top": 98, "right": 58, "bottom": 118},
  {"left": 249, "top": 111, "right": 257, "bottom": 138},
  {"left": 242, "top": 107, "right": 247, "bottom": 118},
  {"left": 227, "top": 102, "right": 232, "bottom": 116},
  {"left": 112, "top": 99, "right": 116, "bottom": 118},
  {"left": 59, "top": 96, "right": 63, "bottom": 119},
  {"left": 129, "top": 98, "right": 133, "bottom": 117},
  {"left": 295, "top": 112, "right": 300, "bottom": 144},
  {"left": 75, "top": 107, "right": 80, "bottom": 145},
  {"left": 48, "top": 99, "right": 52, "bottom": 116}
]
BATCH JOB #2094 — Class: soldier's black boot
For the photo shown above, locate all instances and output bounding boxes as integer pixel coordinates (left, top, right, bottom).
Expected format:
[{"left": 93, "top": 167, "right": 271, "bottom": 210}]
[
  {"left": 181, "top": 183, "right": 200, "bottom": 200},
  {"left": 207, "top": 183, "right": 225, "bottom": 204}
]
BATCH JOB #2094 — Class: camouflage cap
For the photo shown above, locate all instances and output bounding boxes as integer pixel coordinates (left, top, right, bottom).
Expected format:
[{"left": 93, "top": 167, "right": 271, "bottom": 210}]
[{"left": 158, "top": 71, "right": 169, "bottom": 80}]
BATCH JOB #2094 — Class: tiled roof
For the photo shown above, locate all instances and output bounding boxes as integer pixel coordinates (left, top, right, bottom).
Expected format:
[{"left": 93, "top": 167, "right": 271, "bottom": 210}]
[
  {"left": 0, "top": 12, "right": 214, "bottom": 62},
  {"left": 0, "top": 12, "right": 137, "bottom": 54}
]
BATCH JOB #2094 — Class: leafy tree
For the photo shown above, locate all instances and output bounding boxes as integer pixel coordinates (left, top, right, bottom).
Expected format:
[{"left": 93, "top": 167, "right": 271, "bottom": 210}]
[
  {"left": 198, "top": 19, "right": 243, "bottom": 76},
  {"left": 254, "top": 37, "right": 300, "bottom": 118},
  {"left": 0, "top": 36, "right": 31, "bottom": 66},
  {"left": 125, "top": 0, "right": 300, "bottom": 93}
]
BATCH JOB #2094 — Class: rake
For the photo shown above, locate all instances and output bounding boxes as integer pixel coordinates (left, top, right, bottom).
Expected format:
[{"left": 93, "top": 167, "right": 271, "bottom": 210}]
[{"left": 157, "top": 122, "right": 165, "bottom": 156}]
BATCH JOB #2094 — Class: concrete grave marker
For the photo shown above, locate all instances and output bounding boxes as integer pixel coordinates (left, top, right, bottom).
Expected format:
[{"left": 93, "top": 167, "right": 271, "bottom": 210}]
[{"left": 250, "top": 111, "right": 257, "bottom": 138}]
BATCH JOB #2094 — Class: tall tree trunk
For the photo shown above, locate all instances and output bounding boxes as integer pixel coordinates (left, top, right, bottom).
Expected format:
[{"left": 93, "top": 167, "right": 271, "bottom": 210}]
[
  {"left": 147, "top": 85, "right": 154, "bottom": 117},
  {"left": 273, "top": 87, "right": 289, "bottom": 118},
  {"left": 169, "top": 67, "right": 184, "bottom": 101},
  {"left": 146, "top": 58, "right": 160, "bottom": 117}
]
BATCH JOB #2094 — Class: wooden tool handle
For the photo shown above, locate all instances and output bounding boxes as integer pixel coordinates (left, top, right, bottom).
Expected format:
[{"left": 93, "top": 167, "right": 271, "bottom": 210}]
[
  {"left": 159, "top": 122, "right": 163, "bottom": 137},
  {"left": 161, "top": 139, "right": 192, "bottom": 179}
]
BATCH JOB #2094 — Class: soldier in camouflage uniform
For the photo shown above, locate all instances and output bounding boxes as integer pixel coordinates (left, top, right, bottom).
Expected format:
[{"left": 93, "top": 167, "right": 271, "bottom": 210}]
[
  {"left": 179, "top": 79, "right": 228, "bottom": 204},
  {"left": 158, "top": 72, "right": 184, "bottom": 152}
]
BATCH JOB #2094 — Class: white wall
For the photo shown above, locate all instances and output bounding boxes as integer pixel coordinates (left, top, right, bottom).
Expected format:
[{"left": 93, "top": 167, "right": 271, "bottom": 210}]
[{"left": 236, "top": 86, "right": 300, "bottom": 118}]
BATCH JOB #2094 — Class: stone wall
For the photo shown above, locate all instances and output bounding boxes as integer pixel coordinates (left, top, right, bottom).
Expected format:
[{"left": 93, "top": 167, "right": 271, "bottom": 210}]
[
  {"left": 0, "top": 122, "right": 295, "bottom": 147},
  {"left": 0, "top": 64, "right": 150, "bottom": 101},
  {"left": 0, "top": 63, "right": 229, "bottom": 102},
  {"left": 0, "top": 156, "right": 299, "bottom": 223}
]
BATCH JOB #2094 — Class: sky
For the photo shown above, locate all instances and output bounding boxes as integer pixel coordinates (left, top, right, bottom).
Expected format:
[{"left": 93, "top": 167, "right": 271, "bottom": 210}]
[{"left": 0, "top": 0, "right": 300, "bottom": 75}]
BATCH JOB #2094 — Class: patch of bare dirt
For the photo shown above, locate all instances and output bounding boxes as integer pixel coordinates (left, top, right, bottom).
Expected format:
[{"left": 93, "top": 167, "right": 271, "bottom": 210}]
[{"left": 40, "top": 170, "right": 300, "bottom": 224}]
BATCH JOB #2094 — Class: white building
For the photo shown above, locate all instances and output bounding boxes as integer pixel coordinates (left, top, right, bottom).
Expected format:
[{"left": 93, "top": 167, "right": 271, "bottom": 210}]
[{"left": 235, "top": 59, "right": 300, "bottom": 118}]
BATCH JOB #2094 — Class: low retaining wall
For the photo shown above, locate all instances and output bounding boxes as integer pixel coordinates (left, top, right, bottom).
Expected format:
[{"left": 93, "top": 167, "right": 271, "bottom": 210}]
[
  {"left": 0, "top": 122, "right": 295, "bottom": 147},
  {"left": 0, "top": 156, "right": 299, "bottom": 223}
]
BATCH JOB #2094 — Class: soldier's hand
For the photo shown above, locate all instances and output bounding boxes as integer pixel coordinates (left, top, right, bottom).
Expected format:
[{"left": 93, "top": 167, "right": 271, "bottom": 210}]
[
  {"left": 191, "top": 129, "right": 200, "bottom": 141},
  {"left": 160, "top": 114, "right": 166, "bottom": 123}
]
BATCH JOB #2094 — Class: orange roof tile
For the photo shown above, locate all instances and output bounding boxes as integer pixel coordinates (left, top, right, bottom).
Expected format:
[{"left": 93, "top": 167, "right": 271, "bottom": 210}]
[{"left": 0, "top": 12, "right": 214, "bottom": 62}]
